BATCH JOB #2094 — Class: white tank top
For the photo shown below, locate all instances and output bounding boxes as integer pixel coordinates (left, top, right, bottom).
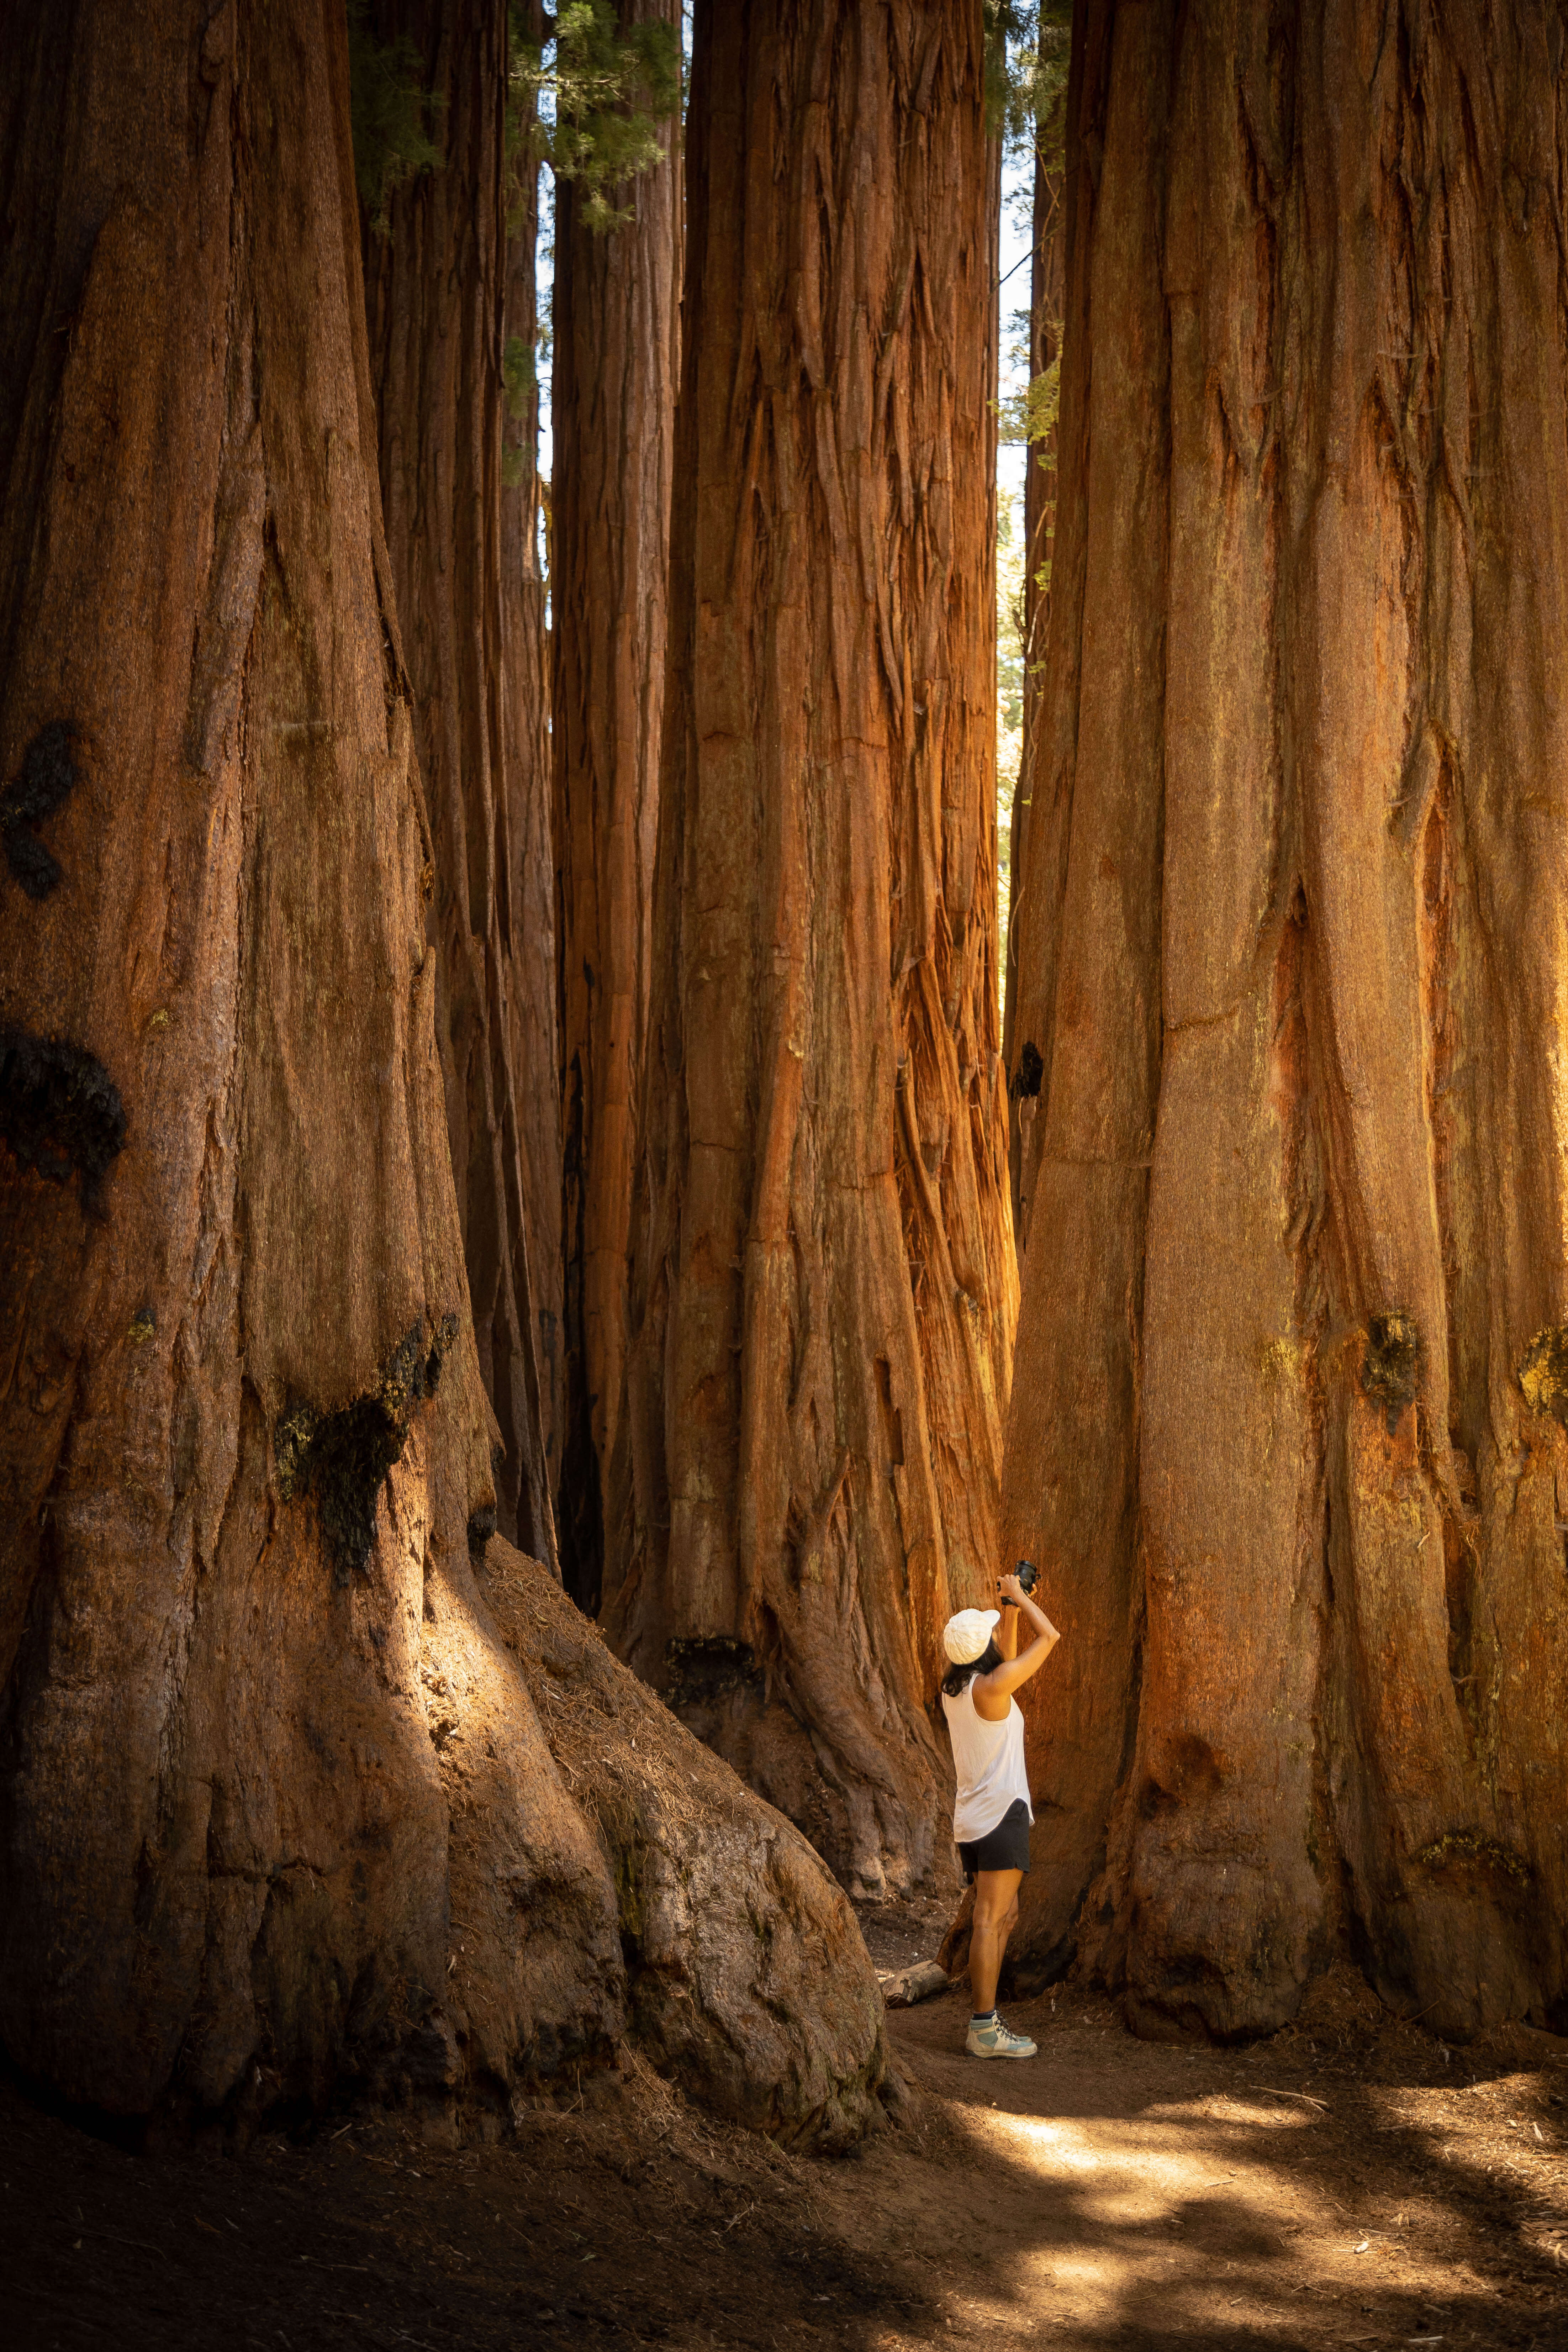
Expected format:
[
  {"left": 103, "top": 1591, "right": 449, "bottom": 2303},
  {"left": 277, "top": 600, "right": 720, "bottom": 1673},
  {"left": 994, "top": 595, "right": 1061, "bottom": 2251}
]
[{"left": 943, "top": 1678, "right": 1033, "bottom": 1843}]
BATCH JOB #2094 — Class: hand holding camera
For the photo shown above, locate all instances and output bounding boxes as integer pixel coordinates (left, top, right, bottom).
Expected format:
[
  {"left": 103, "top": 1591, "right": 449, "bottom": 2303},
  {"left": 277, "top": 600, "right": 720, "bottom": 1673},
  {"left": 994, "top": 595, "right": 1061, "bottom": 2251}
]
[{"left": 998, "top": 1558, "right": 1038, "bottom": 1607}]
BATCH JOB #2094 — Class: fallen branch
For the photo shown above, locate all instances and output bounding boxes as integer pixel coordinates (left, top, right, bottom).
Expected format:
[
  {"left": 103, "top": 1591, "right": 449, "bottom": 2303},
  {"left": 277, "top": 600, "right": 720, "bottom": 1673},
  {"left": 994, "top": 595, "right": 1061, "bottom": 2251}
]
[{"left": 878, "top": 1960, "right": 950, "bottom": 2008}]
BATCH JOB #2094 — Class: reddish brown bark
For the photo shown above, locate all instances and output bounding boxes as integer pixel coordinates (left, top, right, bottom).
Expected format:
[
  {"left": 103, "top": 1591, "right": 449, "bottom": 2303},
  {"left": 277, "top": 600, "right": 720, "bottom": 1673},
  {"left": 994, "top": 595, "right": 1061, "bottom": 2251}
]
[
  {"left": 361, "top": 0, "right": 560, "bottom": 1568},
  {"left": 499, "top": 17, "right": 565, "bottom": 1523},
  {"left": 551, "top": 0, "right": 681, "bottom": 1614},
  {"left": 608, "top": 0, "right": 1017, "bottom": 1900},
  {"left": 1003, "top": 103, "right": 1066, "bottom": 1236},
  {"left": 1019, "top": 130, "right": 1066, "bottom": 704},
  {"left": 0, "top": 0, "right": 896, "bottom": 2139},
  {"left": 1007, "top": 0, "right": 1568, "bottom": 2041}
]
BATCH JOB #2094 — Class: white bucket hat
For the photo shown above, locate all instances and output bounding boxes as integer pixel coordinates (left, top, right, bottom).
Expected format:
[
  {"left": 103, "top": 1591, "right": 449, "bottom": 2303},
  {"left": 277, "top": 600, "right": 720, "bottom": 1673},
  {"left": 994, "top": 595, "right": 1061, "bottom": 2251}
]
[{"left": 942, "top": 1607, "right": 1001, "bottom": 1664}]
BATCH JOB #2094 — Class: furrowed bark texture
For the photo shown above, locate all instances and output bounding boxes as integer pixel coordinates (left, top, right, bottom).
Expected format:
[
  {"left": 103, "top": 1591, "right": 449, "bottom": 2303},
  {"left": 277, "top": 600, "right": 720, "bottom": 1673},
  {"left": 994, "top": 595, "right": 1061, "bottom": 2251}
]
[
  {"left": 361, "top": 0, "right": 560, "bottom": 1569},
  {"left": 552, "top": 0, "right": 680, "bottom": 1615},
  {"left": 1008, "top": 0, "right": 1568, "bottom": 2042},
  {"left": 608, "top": 0, "right": 1017, "bottom": 1900},
  {"left": 483, "top": 1537, "right": 907, "bottom": 2150},
  {"left": 501, "top": 2, "right": 566, "bottom": 1524},
  {"left": 1002, "top": 107, "right": 1065, "bottom": 1237},
  {"left": 0, "top": 0, "right": 897, "bottom": 2144}
]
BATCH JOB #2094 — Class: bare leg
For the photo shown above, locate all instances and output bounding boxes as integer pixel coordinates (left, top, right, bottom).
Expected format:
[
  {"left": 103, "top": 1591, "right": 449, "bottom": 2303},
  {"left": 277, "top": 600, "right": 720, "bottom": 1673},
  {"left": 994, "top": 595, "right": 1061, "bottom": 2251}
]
[{"left": 968, "top": 1868, "right": 1023, "bottom": 2013}]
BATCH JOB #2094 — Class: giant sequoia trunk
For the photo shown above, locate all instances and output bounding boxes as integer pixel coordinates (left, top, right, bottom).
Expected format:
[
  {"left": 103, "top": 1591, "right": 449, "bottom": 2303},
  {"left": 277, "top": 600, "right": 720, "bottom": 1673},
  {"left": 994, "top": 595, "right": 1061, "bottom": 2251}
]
[
  {"left": 607, "top": 0, "right": 1017, "bottom": 1900},
  {"left": 0, "top": 0, "right": 897, "bottom": 2143},
  {"left": 1002, "top": 108, "right": 1065, "bottom": 1236},
  {"left": 552, "top": 0, "right": 680, "bottom": 1615},
  {"left": 361, "top": 0, "right": 560, "bottom": 1567},
  {"left": 499, "top": 7, "right": 565, "bottom": 1525},
  {"left": 1007, "top": 0, "right": 1568, "bottom": 2042}
]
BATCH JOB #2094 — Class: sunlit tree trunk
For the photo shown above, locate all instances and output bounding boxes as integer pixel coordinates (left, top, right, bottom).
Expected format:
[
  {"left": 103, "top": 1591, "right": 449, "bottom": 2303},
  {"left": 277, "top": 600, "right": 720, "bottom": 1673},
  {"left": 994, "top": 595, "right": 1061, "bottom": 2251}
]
[
  {"left": 551, "top": 0, "right": 680, "bottom": 1614},
  {"left": 361, "top": 0, "right": 560, "bottom": 1567},
  {"left": 1008, "top": 0, "right": 1568, "bottom": 2042},
  {"left": 607, "top": 0, "right": 1017, "bottom": 1900}
]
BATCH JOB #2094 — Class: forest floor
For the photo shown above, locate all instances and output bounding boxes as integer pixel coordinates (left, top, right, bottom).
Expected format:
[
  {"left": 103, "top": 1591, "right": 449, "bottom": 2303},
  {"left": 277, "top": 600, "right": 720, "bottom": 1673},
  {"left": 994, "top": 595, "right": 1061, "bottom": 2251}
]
[{"left": 4, "top": 1903, "right": 1567, "bottom": 2352}]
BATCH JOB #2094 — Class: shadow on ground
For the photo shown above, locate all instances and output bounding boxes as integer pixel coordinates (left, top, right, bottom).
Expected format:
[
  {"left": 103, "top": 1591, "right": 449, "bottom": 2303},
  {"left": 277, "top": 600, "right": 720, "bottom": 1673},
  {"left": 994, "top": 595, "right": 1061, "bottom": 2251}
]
[{"left": 3, "top": 1965, "right": 1566, "bottom": 2350}]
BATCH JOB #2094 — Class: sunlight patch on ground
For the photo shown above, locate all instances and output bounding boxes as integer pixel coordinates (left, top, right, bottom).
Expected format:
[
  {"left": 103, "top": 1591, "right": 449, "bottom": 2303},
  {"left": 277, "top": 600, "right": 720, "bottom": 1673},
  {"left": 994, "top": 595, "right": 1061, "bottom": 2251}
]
[{"left": 959, "top": 2099, "right": 1472, "bottom": 2334}]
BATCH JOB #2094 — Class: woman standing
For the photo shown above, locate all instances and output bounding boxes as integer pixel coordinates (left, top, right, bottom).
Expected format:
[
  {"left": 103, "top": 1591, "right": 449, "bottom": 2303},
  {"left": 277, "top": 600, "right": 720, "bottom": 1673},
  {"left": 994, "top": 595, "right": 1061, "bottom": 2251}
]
[{"left": 941, "top": 1571, "right": 1060, "bottom": 2057}]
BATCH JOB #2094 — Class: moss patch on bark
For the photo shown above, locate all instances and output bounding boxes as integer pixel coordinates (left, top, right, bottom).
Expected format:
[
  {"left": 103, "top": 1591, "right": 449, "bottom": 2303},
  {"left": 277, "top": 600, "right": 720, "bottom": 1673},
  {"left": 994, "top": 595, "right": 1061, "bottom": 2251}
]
[{"left": 1517, "top": 1326, "right": 1568, "bottom": 1426}]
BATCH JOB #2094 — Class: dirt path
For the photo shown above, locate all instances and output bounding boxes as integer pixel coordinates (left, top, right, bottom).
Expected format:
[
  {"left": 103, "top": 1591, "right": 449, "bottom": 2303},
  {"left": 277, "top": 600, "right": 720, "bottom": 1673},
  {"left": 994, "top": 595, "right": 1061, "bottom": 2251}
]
[
  {"left": 872, "top": 1979, "right": 1568, "bottom": 2349},
  {"left": 4, "top": 1965, "right": 1566, "bottom": 2350}
]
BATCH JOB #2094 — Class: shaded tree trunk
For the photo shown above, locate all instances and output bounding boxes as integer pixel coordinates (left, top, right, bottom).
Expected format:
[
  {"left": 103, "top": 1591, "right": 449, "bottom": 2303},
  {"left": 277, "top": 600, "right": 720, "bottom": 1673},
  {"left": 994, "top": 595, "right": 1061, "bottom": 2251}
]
[
  {"left": 499, "top": 10, "right": 566, "bottom": 1529},
  {"left": 552, "top": 0, "right": 680, "bottom": 1615},
  {"left": 361, "top": 0, "right": 560, "bottom": 1569},
  {"left": 0, "top": 0, "right": 895, "bottom": 2142},
  {"left": 1002, "top": 95, "right": 1065, "bottom": 1240},
  {"left": 607, "top": 0, "right": 1017, "bottom": 1901},
  {"left": 1007, "top": 0, "right": 1568, "bottom": 2043}
]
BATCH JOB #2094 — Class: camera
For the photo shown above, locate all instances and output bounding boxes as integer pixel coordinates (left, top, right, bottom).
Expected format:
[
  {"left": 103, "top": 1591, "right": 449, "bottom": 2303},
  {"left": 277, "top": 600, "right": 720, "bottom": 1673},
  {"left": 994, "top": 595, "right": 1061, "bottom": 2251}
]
[{"left": 1003, "top": 1558, "right": 1038, "bottom": 1598}]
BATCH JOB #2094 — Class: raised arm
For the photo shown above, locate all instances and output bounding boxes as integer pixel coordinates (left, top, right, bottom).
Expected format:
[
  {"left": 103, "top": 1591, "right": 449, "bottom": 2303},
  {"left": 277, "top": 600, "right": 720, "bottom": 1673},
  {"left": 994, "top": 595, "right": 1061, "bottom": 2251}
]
[{"left": 973, "top": 1576, "right": 1059, "bottom": 1719}]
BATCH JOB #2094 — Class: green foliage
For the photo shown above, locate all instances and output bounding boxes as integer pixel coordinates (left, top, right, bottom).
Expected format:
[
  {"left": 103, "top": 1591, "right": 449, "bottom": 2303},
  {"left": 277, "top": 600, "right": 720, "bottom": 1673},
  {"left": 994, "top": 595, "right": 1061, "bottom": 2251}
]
[
  {"left": 981, "top": 0, "right": 1019, "bottom": 133},
  {"left": 985, "top": 2, "right": 1072, "bottom": 154},
  {"left": 513, "top": 0, "right": 681, "bottom": 235},
  {"left": 997, "top": 354, "right": 1060, "bottom": 448},
  {"left": 347, "top": 0, "right": 446, "bottom": 236}
]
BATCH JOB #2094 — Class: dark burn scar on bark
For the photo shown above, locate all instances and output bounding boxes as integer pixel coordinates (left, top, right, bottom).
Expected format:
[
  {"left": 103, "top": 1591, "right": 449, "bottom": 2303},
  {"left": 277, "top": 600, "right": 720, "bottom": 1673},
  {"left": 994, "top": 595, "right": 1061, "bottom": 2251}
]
[
  {"left": 1517, "top": 1325, "right": 1568, "bottom": 1426},
  {"left": 664, "top": 1635, "right": 763, "bottom": 1709},
  {"left": 1361, "top": 1312, "right": 1419, "bottom": 1432},
  {"left": 0, "top": 1028, "right": 126, "bottom": 1208},
  {"left": 1009, "top": 1040, "right": 1044, "bottom": 1101},
  {"left": 1, "top": 722, "right": 80, "bottom": 898},
  {"left": 466, "top": 1503, "right": 497, "bottom": 1553},
  {"left": 274, "top": 1311, "right": 459, "bottom": 1586}
]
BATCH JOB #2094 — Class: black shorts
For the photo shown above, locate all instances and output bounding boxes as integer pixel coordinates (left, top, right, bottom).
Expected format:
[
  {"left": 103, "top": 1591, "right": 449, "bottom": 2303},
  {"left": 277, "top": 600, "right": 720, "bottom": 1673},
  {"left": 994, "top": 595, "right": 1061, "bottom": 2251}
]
[{"left": 956, "top": 1797, "right": 1032, "bottom": 1884}]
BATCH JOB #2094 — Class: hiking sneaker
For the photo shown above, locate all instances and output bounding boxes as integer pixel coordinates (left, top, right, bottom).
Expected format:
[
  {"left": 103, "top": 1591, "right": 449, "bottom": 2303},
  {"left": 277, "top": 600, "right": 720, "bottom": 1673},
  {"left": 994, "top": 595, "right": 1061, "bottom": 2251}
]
[{"left": 966, "top": 2013, "right": 1037, "bottom": 2060}]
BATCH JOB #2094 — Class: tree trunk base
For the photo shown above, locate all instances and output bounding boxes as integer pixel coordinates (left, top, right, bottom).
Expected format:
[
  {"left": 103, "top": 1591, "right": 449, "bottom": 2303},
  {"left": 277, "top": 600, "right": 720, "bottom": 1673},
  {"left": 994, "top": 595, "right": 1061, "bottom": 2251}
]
[{"left": 482, "top": 1541, "right": 909, "bottom": 2148}]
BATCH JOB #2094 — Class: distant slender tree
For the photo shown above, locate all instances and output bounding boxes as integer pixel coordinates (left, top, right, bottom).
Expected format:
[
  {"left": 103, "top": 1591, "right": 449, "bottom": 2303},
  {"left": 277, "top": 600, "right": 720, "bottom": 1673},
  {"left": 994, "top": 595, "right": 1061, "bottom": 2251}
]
[
  {"left": 608, "top": 0, "right": 1015, "bottom": 1900},
  {"left": 358, "top": 0, "right": 560, "bottom": 1566},
  {"left": 1008, "top": 0, "right": 1568, "bottom": 2042},
  {"left": 550, "top": 0, "right": 681, "bottom": 1614},
  {"left": 999, "top": 5, "right": 1069, "bottom": 1239},
  {"left": 499, "top": 4, "right": 566, "bottom": 1522}
]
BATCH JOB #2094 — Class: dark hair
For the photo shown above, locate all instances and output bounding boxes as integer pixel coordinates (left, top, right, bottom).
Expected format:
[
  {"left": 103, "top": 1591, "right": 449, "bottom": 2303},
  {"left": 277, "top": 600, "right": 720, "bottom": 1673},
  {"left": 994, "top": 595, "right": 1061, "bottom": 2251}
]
[{"left": 939, "top": 1638, "right": 1003, "bottom": 1703}]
